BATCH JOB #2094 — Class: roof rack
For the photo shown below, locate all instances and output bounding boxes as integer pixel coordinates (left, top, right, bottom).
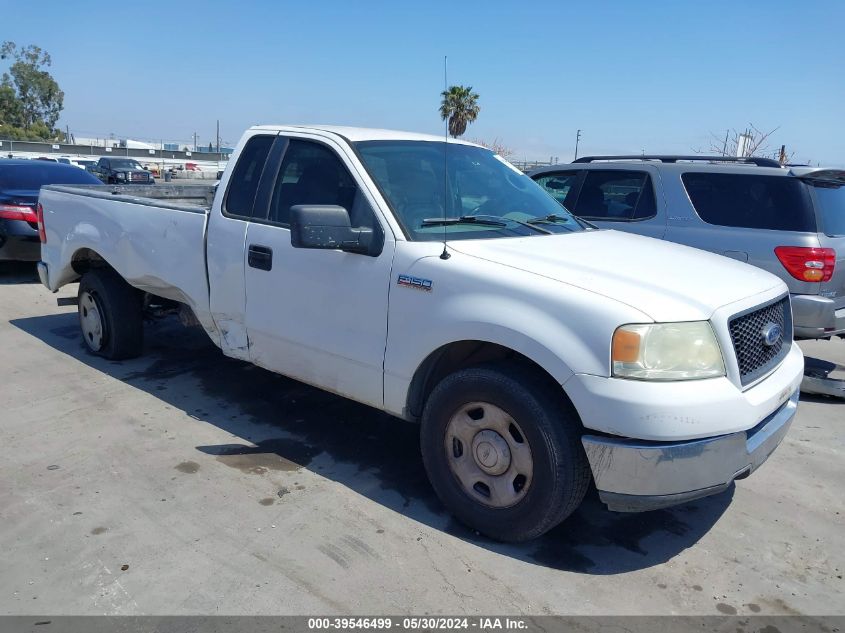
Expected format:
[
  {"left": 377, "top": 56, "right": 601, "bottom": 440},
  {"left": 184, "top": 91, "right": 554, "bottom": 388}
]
[{"left": 572, "top": 155, "right": 783, "bottom": 168}]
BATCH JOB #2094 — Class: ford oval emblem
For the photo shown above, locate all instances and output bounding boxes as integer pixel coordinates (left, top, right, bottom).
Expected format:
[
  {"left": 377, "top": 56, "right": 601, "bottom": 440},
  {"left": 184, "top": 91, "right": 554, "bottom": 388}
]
[{"left": 761, "top": 322, "right": 783, "bottom": 347}]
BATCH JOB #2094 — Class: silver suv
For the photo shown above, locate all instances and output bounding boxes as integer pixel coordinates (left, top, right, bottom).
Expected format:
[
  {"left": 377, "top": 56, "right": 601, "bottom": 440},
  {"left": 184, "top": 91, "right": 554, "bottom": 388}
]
[{"left": 530, "top": 156, "right": 845, "bottom": 339}]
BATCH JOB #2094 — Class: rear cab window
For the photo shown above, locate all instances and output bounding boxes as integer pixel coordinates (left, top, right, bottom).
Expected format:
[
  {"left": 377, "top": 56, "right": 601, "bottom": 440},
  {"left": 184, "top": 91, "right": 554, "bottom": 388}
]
[
  {"left": 223, "top": 135, "right": 275, "bottom": 219},
  {"left": 682, "top": 172, "right": 816, "bottom": 232}
]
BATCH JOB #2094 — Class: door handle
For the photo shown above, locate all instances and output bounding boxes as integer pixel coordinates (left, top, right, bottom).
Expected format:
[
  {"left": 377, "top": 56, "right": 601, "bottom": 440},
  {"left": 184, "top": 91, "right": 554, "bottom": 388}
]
[{"left": 248, "top": 244, "right": 273, "bottom": 271}]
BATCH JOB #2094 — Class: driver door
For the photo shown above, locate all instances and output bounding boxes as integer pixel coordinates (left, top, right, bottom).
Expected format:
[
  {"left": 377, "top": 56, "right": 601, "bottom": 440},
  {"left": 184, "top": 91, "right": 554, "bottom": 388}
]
[{"left": 243, "top": 135, "right": 395, "bottom": 409}]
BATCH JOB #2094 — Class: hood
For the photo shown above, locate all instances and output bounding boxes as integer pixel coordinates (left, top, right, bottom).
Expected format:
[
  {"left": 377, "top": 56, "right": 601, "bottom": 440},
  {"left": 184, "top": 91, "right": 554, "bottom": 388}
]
[{"left": 449, "top": 230, "right": 784, "bottom": 322}]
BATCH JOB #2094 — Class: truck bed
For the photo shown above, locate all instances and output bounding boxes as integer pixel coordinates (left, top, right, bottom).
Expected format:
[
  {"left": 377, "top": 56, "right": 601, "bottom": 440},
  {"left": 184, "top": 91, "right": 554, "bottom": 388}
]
[
  {"left": 38, "top": 184, "right": 214, "bottom": 333},
  {"left": 45, "top": 183, "right": 217, "bottom": 210}
]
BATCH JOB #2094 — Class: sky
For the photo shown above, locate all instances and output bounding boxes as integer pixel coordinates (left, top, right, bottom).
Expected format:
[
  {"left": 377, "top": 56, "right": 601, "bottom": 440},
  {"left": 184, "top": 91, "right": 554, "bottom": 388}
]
[{"left": 2, "top": 0, "right": 843, "bottom": 164}]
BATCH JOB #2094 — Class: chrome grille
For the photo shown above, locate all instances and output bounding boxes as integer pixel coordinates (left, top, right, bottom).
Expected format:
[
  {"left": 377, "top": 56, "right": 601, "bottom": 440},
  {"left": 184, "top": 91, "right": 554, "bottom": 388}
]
[{"left": 729, "top": 296, "right": 791, "bottom": 387}]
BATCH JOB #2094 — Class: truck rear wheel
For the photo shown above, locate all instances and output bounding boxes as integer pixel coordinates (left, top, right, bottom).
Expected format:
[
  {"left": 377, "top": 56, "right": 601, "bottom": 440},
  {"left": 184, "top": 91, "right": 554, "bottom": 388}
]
[
  {"left": 78, "top": 269, "right": 143, "bottom": 360},
  {"left": 420, "top": 364, "right": 590, "bottom": 542}
]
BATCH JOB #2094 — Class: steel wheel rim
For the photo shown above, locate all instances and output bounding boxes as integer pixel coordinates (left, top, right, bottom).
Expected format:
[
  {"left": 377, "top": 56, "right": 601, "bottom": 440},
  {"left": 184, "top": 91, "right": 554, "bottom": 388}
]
[
  {"left": 79, "top": 291, "right": 105, "bottom": 351},
  {"left": 444, "top": 401, "right": 533, "bottom": 508}
]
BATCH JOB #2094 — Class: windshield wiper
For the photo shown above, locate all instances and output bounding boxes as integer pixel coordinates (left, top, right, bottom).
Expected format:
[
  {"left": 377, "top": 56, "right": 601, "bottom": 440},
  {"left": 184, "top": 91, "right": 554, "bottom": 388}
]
[
  {"left": 528, "top": 214, "right": 596, "bottom": 230},
  {"left": 421, "top": 215, "right": 553, "bottom": 235},
  {"left": 421, "top": 216, "right": 508, "bottom": 228},
  {"left": 471, "top": 213, "right": 552, "bottom": 234}
]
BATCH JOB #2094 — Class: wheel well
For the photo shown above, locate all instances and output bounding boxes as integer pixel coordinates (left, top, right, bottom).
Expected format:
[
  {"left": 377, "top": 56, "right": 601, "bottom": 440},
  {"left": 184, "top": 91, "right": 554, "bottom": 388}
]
[
  {"left": 70, "top": 248, "right": 113, "bottom": 276},
  {"left": 406, "top": 340, "right": 579, "bottom": 423}
]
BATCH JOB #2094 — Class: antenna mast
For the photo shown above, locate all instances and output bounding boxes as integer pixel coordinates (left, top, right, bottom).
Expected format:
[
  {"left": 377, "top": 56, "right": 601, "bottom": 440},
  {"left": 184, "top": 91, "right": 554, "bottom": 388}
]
[{"left": 440, "top": 55, "right": 451, "bottom": 260}]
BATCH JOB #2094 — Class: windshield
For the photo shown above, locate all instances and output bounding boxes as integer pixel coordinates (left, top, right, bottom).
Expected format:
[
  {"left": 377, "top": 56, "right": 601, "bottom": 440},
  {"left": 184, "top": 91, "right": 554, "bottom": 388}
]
[
  {"left": 111, "top": 159, "right": 143, "bottom": 170},
  {"left": 355, "top": 140, "right": 585, "bottom": 240},
  {"left": 807, "top": 180, "right": 845, "bottom": 237},
  {"left": 0, "top": 164, "right": 101, "bottom": 190}
]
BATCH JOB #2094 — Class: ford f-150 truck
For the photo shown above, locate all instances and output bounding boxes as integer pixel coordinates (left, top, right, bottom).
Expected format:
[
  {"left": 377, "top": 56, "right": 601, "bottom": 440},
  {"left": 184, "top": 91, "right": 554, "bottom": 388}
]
[{"left": 36, "top": 126, "right": 805, "bottom": 542}]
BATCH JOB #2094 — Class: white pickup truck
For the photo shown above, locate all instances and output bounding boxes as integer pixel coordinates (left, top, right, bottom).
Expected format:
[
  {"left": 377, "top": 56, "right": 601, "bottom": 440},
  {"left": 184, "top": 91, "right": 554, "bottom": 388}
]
[{"left": 36, "top": 125, "right": 805, "bottom": 542}]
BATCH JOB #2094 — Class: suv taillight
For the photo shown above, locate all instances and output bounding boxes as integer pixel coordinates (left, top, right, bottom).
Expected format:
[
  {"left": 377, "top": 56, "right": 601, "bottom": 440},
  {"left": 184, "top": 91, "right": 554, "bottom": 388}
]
[
  {"left": 0, "top": 203, "right": 38, "bottom": 222},
  {"left": 36, "top": 202, "right": 46, "bottom": 244},
  {"left": 774, "top": 246, "right": 836, "bottom": 282}
]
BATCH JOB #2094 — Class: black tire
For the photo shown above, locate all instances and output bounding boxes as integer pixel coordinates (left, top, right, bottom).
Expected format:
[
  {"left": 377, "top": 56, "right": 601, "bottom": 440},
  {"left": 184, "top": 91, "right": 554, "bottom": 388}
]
[
  {"left": 420, "top": 364, "right": 590, "bottom": 542},
  {"left": 78, "top": 268, "right": 143, "bottom": 360}
]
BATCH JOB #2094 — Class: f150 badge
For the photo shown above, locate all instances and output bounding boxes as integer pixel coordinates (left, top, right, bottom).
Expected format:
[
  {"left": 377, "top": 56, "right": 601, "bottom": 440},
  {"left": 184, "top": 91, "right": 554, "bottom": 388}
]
[{"left": 398, "top": 274, "right": 432, "bottom": 292}]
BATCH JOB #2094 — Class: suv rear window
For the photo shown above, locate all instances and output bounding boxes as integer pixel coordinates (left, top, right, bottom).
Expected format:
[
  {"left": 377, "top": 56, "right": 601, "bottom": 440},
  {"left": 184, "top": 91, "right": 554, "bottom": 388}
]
[
  {"left": 807, "top": 181, "right": 845, "bottom": 237},
  {"left": 682, "top": 172, "right": 816, "bottom": 232}
]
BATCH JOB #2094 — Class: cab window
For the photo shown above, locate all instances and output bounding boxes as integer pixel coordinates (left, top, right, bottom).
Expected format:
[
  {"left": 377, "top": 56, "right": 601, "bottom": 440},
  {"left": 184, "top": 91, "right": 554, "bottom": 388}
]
[
  {"left": 267, "top": 139, "right": 378, "bottom": 232},
  {"left": 572, "top": 170, "right": 656, "bottom": 221}
]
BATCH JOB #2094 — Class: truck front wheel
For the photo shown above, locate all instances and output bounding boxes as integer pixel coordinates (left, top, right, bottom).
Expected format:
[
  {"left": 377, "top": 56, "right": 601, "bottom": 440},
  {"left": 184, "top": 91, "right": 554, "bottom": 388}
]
[
  {"left": 78, "top": 269, "right": 143, "bottom": 360},
  {"left": 420, "top": 365, "right": 590, "bottom": 542}
]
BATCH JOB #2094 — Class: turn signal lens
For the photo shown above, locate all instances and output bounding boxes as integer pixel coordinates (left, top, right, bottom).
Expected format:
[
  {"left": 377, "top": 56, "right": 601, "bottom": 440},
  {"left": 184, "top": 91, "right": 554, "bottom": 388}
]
[{"left": 611, "top": 329, "right": 641, "bottom": 362}]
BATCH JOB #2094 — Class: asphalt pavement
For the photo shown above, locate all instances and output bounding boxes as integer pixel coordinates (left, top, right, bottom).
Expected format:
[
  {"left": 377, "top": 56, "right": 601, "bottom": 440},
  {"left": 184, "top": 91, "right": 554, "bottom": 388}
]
[{"left": 0, "top": 261, "right": 842, "bottom": 615}]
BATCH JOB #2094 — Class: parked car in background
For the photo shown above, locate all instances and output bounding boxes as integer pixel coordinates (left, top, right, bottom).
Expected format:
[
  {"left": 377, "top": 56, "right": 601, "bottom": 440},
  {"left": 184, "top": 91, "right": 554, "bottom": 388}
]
[
  {"left": 91, "top": 157, "right": 155, "bottom": 184},
  {"left": 73, "top": 159, "right": 98, "bottom": 171},
  {"left": 531, "top": 156, "right": 845, "bottom": 339},
  {"left": 0, "top": 159, "right": 101, "bottom": 261},
  {"left": 55, "top": 157, "right": 91, "bottom": 170}
]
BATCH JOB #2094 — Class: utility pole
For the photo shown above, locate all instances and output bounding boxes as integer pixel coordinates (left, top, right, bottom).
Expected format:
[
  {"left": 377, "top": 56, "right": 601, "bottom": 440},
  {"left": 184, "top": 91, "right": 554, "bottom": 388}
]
[
  {"left": 574, "top": 129, "right": 582, "bottom": 160},
  {"left": 193, "top": 132, "right": 198, "bottom": 152},
  {"left": 216, "top": 119, "right": 220, "bottom": 154}
]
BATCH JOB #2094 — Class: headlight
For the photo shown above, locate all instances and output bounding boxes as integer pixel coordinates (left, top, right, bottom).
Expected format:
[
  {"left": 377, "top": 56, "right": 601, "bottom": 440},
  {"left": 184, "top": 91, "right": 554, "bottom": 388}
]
[{"left": 612, "top": 321, "right": 725, "bottom": 381}]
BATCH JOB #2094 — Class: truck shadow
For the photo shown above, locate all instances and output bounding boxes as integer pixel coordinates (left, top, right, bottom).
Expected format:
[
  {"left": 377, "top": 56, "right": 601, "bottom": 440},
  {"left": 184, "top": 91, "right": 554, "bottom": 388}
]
[{"left": 11, "top": 311, "right": 733, "bottom": 574}]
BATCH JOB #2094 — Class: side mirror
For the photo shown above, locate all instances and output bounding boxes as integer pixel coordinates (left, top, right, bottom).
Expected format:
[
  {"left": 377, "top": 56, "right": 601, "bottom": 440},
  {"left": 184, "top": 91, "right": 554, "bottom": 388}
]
[{"left": 290, "top": 205, "right": 377, "bottom": 256}]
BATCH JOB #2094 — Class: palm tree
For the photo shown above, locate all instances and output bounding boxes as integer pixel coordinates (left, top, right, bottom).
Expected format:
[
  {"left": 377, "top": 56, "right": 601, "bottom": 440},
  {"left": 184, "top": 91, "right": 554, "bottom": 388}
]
[{"left": 439, "top": 85, "right": 480, "bottom": 138}]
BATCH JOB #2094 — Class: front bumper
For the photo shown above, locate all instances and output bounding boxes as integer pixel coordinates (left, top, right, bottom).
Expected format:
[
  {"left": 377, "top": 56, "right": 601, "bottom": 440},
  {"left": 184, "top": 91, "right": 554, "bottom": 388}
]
[
  {"left": 792, "top": 294, "right": 845, "bottom": 338},
  {"left": 581, "top": 388, "right": 799, "bottom": 512}
]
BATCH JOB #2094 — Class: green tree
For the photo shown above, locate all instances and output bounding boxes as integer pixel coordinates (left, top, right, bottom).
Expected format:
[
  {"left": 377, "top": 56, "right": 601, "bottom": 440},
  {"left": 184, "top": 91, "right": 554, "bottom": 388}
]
[
  {"left": 439, "top": 85, "right": 480, "bottom": 138},
  {"left": 0, "top": 41, "right": 64, "bottom": 140},
  {"left": 0, "top": 84, "right": 22, "bottom": 127}
]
